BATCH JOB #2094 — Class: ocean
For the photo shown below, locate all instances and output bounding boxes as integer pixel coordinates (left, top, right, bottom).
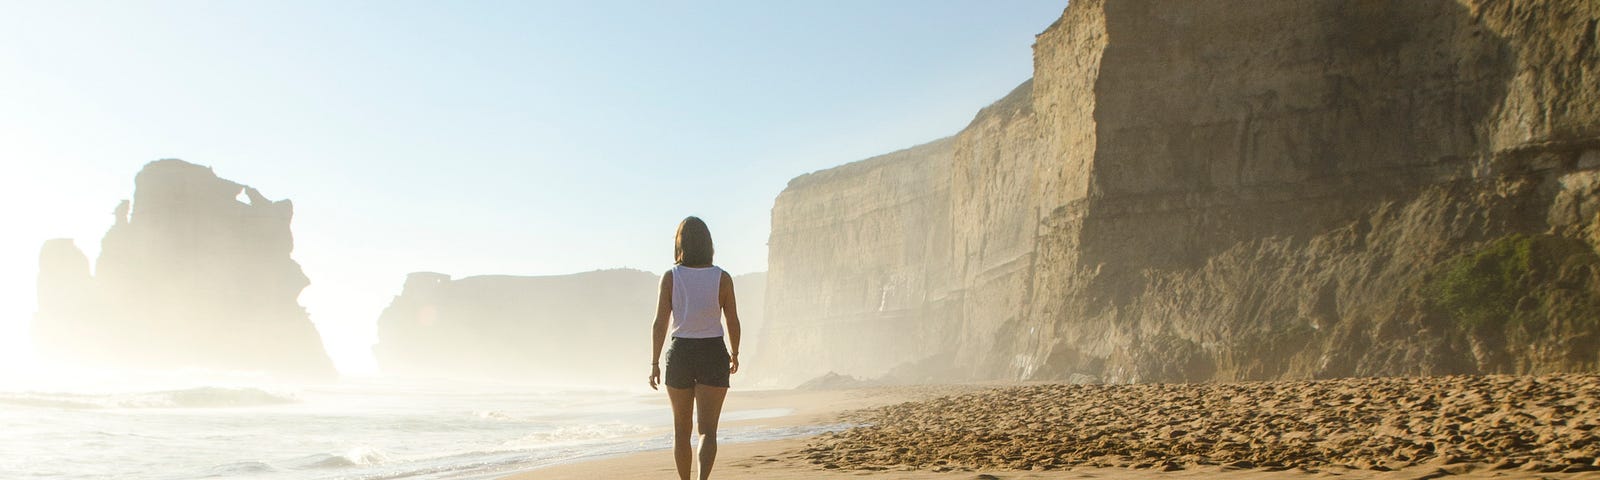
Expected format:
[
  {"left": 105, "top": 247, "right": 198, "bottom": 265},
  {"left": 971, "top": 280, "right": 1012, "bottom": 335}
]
[{"left": 0, "top": 373, "right": 829, "bottom": 479}]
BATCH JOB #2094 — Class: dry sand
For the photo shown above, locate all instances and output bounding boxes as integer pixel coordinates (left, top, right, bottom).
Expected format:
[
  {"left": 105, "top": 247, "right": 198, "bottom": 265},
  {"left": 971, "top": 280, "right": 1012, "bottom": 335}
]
[{"left": 503, "top": 375, "right": 1600, "bottom": 479}]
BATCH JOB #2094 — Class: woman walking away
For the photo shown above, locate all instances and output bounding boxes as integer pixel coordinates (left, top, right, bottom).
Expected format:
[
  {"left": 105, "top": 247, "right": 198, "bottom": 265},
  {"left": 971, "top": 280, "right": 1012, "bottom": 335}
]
[{"left": 649, "top": 216, "right": 741, "bottom": 480}]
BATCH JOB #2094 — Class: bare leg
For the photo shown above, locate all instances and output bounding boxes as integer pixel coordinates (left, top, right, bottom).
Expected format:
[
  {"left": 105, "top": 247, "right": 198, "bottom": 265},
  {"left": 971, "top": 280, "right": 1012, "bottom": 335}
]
[
  {"left": 667, "top": 386, "right": 696, "bottom": 480},
  {"left": 694, "top": 385, "right": 728, "bottom": 480}
]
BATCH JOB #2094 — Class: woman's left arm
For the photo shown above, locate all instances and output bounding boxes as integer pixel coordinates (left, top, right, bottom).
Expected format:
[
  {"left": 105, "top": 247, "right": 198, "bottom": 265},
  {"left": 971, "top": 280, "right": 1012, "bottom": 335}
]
[{"left": 720, "top": 271, "right": 741, "bottom": 374}]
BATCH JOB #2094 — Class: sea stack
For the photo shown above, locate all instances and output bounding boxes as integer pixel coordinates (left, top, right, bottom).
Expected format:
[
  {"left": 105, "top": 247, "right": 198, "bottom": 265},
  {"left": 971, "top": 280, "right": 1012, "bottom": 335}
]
[{"left": 32, "top": 159, "right": 336, "bottom": 379}]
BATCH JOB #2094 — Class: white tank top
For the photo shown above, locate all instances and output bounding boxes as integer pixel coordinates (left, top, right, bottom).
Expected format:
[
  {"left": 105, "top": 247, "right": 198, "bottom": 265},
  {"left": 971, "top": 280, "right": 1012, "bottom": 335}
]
[{"left": 670, "top": 265, "right": 725, "bottom": 338}]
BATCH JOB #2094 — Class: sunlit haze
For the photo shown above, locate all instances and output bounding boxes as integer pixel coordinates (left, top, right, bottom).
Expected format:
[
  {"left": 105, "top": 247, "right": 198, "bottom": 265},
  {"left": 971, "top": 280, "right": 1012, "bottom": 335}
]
[
  {"left": 0, "top": 1, "right": 1066, "bottom": 377},
  {"left": 7, "top": 2, "right": 1599, "bottom": 479}
]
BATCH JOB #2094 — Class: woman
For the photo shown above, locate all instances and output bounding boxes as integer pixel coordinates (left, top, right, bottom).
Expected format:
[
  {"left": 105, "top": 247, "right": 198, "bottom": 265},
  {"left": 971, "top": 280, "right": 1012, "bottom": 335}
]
[{"left": 649, "top": 216, "right": 741, "bottom": 480}]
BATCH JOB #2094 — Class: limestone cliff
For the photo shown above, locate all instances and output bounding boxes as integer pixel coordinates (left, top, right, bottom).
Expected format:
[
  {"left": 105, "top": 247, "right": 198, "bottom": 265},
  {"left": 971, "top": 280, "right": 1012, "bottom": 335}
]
[
  {"left": 733, "top": 271, "right": 768, "bottom": 356},
  {"left": 32, "top": 159, "right": 336, "bottom": 379},
  {"left": 762, "top": 139, "right": 957, "bottom": 379},
  {"left": 759, "top": 0, "right": 1600, "bottom": 385},
  {"left": 374, "top": 269, "right": 765, "bottom": 385}
]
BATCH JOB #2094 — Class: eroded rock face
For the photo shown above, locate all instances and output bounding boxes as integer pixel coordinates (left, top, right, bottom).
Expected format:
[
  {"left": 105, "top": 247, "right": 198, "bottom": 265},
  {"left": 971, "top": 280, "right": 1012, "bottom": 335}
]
[
  {"left": 733, "top": 271, "right": 768, "bottom": 356},
  {"left": 758, "top": 0, "right": 1600, "bottom": 385},
  {"left": 762, "top": 139, "right": 958, "bottom": 381},
  {"left": 373, "top": 269, "right": 766, "bottom": 385},
  {"left": 32, "top": 159, "right": 336, "bottom": 379}
]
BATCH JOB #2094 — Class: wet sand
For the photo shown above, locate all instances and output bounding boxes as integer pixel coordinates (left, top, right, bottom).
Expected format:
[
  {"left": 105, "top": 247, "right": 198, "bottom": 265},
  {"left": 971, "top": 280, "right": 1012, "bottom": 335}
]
[{"left": 503, "top": 374, "right": 1600, "bottom": 479}]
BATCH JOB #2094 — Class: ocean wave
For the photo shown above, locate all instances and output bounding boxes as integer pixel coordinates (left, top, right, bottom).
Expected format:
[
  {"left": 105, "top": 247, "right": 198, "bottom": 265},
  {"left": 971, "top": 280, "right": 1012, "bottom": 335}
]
[
  {"left": 287, "top": 446, "right": 390, "bottom": 469},
  {"left": 203, "top": 460, "right": 277, "bottom": 477},
  {"left": 500, "top": 422, "right": 651, "bottom": 448},
  {"left": 473, "top": 409, "right": 520, "bottom": 421},
  {"left": 0, "top": 386, "right": 298, "bottom": 409}
]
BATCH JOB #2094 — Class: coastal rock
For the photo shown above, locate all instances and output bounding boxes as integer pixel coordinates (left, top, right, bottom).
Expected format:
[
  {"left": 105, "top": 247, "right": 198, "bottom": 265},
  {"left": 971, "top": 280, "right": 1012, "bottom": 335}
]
[
  {"left": 795, "top": 372, "right": 875, "bottom": 391},
  {"left": 757, "top": 0, "right": 1600, "bottom": 384},
  {"left": 32, "top": 159, "right": 336, "bottom": 379},
  {"left": 761, "top": 138, "right": 957, "bottom": 381},
  {"left": 732, "top": 271, "right": 768, "bottom": 358},
  {"left": 373, "top": 269, "right": 765, "bottom": 385},
  {"left": 35, "top": 239, "right": 92, "bottom": 328}
]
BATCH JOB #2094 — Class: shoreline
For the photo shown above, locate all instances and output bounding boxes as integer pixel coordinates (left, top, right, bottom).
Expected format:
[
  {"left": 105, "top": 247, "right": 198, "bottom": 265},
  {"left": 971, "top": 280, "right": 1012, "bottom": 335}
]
[
  {"left": 496, "top": 384, "right": 994, "bottom": 479},
  {"left": 501, "top": 375, "right": 1600, "bottom": 479}
]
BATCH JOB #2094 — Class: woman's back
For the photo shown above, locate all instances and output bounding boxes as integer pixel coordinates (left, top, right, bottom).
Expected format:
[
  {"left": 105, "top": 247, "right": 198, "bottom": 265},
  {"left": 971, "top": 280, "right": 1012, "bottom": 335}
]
[
  {"left": 669, "top": 265, "right": 724, "bottom": 339},
  {"left": 650, "top": 216, "right": 739, "bottom": 480}
]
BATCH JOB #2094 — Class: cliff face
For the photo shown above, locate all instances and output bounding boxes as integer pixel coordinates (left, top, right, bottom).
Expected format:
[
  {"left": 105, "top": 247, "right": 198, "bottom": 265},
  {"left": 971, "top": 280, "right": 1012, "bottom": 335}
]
[
  {"left": 759, "top": 0, "right": 1600, "bottom": 385},
  {"left": 762, "top": 139, "right": 958, "bottom": 379},
  {"left": 374, "top": 269, "right": 766, "bottom": 385},
  {"left": 32, "top": 159, "right": 336, "bottom": 379},
  {"left": 732, "top": 272, "right": 768, "bottom": 356}
]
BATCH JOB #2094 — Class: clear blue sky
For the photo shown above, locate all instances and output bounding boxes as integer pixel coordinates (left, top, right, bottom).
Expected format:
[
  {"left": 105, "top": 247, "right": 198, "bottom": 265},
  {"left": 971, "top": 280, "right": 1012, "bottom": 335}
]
[{"left": 0, "top": 0, "right": 1068, "bottom": 375}]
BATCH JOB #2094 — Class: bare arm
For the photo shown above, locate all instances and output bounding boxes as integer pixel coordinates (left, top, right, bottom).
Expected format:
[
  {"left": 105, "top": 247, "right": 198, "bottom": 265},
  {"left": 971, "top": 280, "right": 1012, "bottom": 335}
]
[
  {"left": 649, "top": 270, "right": 672, "bottom": 390},
  {"left": 720, "top": 271, "right": 741, "bottom": 374}
]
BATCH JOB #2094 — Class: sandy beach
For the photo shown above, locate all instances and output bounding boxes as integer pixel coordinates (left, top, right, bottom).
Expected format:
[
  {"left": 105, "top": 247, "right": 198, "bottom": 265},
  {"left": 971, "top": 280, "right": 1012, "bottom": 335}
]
[{"left": 505, "top": 374, "right": 1600, "bottom": 479}]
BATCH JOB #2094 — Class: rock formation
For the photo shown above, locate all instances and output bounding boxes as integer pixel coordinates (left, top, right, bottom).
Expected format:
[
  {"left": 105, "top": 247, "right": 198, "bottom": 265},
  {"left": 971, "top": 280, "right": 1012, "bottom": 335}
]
[
  {"left": 758, "top": 0, "right": 1600, "bottom": 385},
  {"left": 373, "top": 269, "right": 765, "bottom": 385},
  {"left": 32, "top": 159, "right": 336, "bottom": 379},
  {"left": 732, "top": 271, "right": 768, "bottom": 357},
  {"left": 764, "top": 138, "right": 958, "bottom": 380}
]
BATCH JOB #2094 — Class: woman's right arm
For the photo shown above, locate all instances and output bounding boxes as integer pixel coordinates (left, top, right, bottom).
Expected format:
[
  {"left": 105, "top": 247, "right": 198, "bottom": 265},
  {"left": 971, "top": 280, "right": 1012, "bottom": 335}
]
[{"left": 648, "top": 270, "right": 672, "bottom": 390}]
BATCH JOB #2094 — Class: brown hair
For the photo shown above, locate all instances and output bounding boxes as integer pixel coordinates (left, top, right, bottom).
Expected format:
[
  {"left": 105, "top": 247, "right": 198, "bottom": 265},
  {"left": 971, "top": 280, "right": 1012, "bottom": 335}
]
[{"left": 674, "top": 216, "right": 714, "bottom": 266}]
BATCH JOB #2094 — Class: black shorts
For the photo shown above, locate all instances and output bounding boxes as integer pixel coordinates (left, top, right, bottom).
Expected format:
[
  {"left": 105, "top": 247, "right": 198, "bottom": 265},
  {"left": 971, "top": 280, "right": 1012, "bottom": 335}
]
[{"left": 664, "top": 336, "right": 730, "bottom": 389}]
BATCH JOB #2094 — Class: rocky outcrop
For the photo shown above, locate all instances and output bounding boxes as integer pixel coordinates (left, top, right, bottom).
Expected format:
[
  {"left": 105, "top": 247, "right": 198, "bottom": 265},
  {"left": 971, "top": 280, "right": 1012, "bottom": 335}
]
[
  {"left": 374, "top": 269, "right": 766, "bottom": 385},
  {"left": 32, "top": 159, "right": 336, "bottom": 379},
  {"left": 758, "top": 0, "right": 1600, "bottom": 385}
]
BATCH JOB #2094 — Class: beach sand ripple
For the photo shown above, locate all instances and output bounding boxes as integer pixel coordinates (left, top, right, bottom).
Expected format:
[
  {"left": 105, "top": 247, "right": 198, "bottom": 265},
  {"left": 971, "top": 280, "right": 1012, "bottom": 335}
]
[{"left": 794, "top": 374, "right": 1600, "bottom": 474}]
